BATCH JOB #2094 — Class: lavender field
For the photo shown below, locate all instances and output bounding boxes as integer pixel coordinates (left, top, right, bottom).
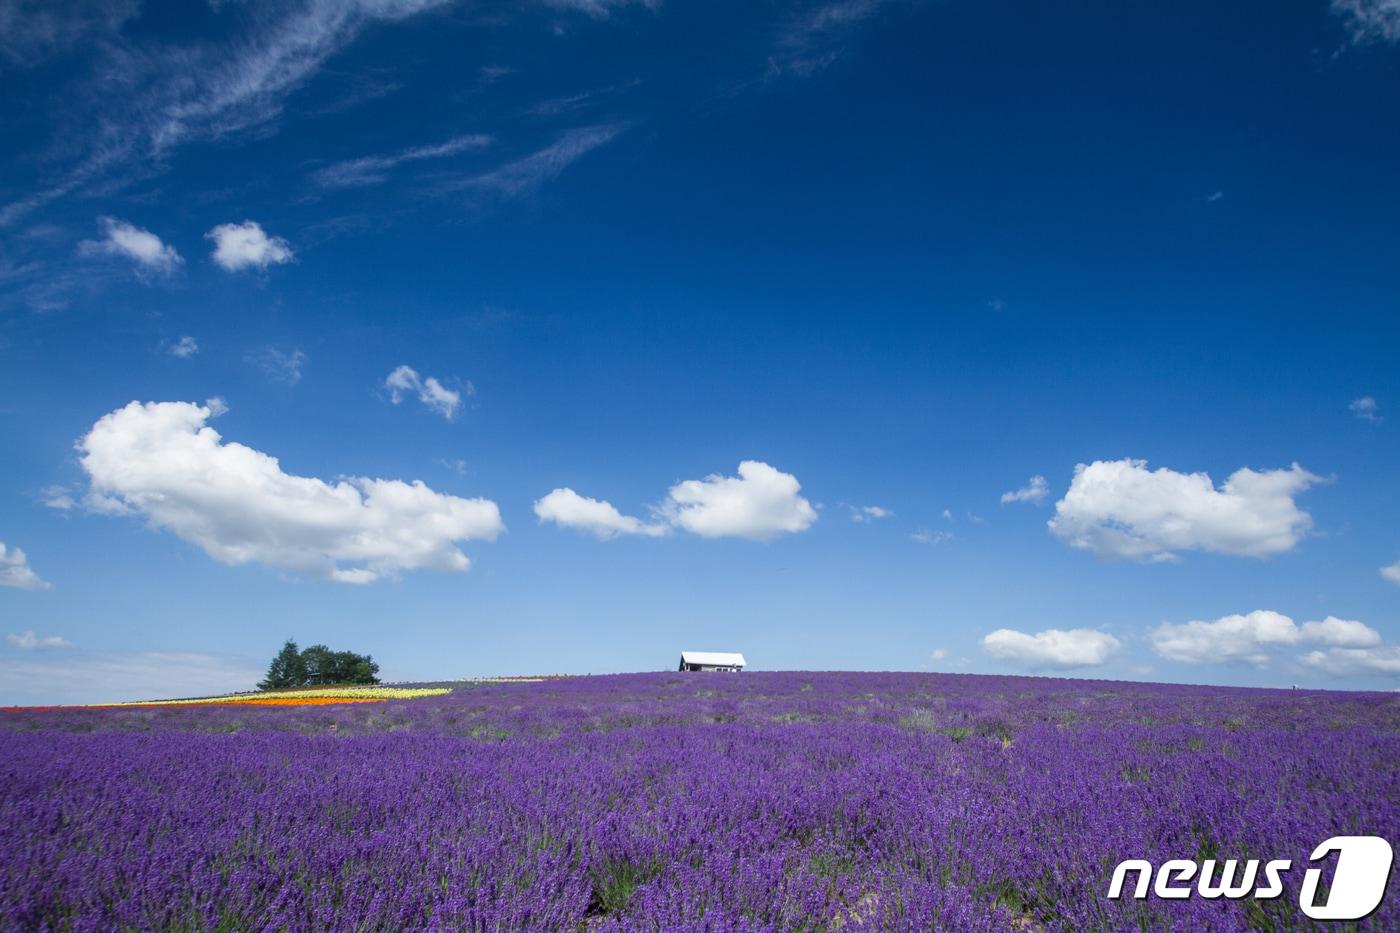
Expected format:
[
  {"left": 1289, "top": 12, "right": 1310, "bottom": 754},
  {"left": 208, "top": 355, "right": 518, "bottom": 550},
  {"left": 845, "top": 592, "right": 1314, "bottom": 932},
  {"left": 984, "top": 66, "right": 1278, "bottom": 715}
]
[{"left": 2, "top": 672, "right": 1397, "bottom": 931}]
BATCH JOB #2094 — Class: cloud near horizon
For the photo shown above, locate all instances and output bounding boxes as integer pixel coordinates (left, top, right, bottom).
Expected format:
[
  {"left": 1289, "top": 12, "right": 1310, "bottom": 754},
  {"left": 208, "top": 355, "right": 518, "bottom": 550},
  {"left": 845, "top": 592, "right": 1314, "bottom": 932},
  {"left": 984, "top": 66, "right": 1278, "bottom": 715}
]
[
  {"left": 78, "top": 400, "right": 504, "bottom": 583},
  {"left": 6, "top": 630, "right": 73, "bottom": 650},
  {"left": 1049, "top": 459, "right": 1321, "bottom": 562},
  {"left": 982, "top": 627, "right": 1121, "bottom": 669},
  {"left": 1300, "top": 645, "right": 1400, "bottom": 676},
  {"left": 0, "top": 650, "right": 263, "bottom": 706},
  {"left": 1151, "top": 610, "right": 1382, "bottom": 666},
  {"left": 537, "top": 460, "right": 817, "bottom": 541}
]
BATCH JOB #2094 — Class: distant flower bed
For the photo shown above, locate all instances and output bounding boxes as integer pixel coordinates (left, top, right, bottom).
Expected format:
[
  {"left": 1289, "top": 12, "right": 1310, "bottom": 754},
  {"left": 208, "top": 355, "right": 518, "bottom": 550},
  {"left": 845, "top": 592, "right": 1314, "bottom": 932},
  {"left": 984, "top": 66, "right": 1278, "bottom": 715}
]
[
  {"left": 118, "top": 686, "right": 453, "bottom": 706},
  {"left": 1, "top": 686, "right": 452, "bottom": 712}
]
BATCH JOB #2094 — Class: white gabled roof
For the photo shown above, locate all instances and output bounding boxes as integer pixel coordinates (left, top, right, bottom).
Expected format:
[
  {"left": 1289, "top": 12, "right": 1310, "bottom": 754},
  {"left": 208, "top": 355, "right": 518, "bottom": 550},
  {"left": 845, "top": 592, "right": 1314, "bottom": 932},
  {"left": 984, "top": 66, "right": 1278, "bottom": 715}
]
[{"left": 680, "top": 650, "right": 746, "bottom": 667}]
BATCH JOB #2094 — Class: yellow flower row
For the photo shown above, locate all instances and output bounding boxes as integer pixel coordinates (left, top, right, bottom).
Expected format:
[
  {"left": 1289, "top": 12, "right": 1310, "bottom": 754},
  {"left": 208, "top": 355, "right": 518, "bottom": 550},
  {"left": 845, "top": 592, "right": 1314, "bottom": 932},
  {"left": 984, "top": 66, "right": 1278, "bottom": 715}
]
[{"left": 121, "top": 686, "right": 452, "bottom": 706}]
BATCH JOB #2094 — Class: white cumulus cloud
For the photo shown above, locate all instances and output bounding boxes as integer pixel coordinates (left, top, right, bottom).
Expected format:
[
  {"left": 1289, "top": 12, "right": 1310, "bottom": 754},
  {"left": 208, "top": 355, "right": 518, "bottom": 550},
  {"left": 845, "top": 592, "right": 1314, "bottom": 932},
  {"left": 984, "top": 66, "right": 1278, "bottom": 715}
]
[
  {"left": 982, "top": 627, "right": 1121, "bottom": 669},
  {"left": 533, "top": 488, "right": 669, "bottom": 539},
  {"left": 385, "top": 365, "right": 467, "bottom": 420},
  {"left": 1300, "top": 616, "right": 1383, "bottom": 647},
  {"left": 847, "top": 504, "right": 892, "bottom": 522},
  {"left": 1151, "top": 611, "right": 1381, "bottom": 666},
  {"left": 168, "top": 335, "right": 199, "bottom": 358},
  {"left": 538, "top": 461, "right": 816, "bottom": 542},
  {"left": 206, "top": 220, "right": 294, "bottom": 271},
  {"left": 80, "top": 217, "right": 182, "bottom": 275},
  {"left": 1151, "top": 610, "right": 1301, "bottom": 665},
  {"left": 1001, "top": 474, "right": 1048, "bottom": 505},
  {"left": 78, "top": 400, "right": 504, "bottom": 583},
  {"left": 6, "top": 630, "right": 72, "bottom": 650},
  {"left": 661, "top": 461, "right": 817, "bottom": 540},
  {"left": 0, "top": 542, "right": 50, "bottom": 590},
  {"left": 1049, "top": 459, "right": 1321, "bottom": 562}
]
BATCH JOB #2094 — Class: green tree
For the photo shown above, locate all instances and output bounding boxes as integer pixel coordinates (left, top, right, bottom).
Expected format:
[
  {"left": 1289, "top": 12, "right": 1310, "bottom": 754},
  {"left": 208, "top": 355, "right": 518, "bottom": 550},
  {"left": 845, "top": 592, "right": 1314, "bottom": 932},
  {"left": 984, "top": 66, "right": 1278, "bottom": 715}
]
[
  {"left": 258, "top": 639, "right": 308, "bottom": 690},
  {"left": 330, "top": 649, "right": 379, "bottom": 684},
  {"left": 298, "top": 644, "right": 380, "bottom": 686},
  {"left": 300, "top": 644, "right": 334, "bottom": 685}
]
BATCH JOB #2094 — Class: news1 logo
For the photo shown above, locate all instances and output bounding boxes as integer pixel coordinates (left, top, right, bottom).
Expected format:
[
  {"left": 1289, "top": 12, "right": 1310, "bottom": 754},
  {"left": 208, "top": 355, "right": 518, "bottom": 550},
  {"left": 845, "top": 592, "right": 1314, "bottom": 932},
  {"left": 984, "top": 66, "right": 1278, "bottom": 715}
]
[{"left": 1108, "top": 836, "right": 1395, "bottom": 921}]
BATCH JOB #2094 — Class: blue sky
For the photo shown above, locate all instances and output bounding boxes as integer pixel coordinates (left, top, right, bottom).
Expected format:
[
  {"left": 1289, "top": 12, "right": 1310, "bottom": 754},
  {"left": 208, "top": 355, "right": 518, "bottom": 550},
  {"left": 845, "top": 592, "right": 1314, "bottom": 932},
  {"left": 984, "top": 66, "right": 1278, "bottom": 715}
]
[{"left": 2, "top": 0, "right": 1399, "bottom": 704}]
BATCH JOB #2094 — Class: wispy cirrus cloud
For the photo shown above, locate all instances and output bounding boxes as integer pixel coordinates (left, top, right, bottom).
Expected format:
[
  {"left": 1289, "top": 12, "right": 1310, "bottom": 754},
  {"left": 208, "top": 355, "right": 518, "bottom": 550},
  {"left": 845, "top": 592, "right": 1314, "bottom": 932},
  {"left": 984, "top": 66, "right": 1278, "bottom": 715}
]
[
  {"left": 770, "top": 0, "right": 896, "bottom": 77},
  {"left": 0, "top": 0, "right": 141, "bottom": 67},
  {"left": 0, "top": 0, "right": 453, "bottom": 227},
  {"left": 543, "top": 0, "right": 659, "bottom": 20},
  {"left": 313, "top": 134, "right": 493, "bottom": 189},
  {"left": 447, "top": 124, "right": 625, "bottom": 199},
  {"left": 248, "top": 346, "right": 307, "bottom": 385},
  {"left": 527, "top": 79, "right": 643, "bottom": 118}
]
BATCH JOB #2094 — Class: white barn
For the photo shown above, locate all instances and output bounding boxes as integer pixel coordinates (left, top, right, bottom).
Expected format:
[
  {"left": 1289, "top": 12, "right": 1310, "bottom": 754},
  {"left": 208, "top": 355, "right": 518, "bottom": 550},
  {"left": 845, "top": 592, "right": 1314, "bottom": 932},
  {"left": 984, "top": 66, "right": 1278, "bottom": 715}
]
[{"left": 678, "top": 650, "right": 746, "bottom": 672}]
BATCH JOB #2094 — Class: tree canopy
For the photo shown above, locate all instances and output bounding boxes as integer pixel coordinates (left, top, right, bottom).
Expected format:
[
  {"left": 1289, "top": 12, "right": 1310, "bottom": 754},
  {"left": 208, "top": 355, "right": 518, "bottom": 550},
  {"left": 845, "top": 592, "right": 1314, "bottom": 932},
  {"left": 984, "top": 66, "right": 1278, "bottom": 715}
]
[{"left": 258, "top": 639, "right": 380, "bottom": 689}]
